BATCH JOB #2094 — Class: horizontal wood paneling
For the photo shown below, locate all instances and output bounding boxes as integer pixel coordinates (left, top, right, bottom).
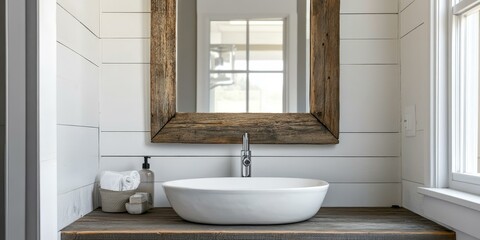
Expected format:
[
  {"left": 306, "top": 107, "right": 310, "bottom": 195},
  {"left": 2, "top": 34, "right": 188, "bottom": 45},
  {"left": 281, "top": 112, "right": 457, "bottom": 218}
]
[
  {"left": 98, "top": 0, "right": 402, "bottom": 207},
  {"left": 57, "top": 126, "right": 99, "bottom": 195},
  {"left": 399, "top": 0, "right": 430, "bottom": 215},
  {"left": 402, "top": 180, "right": 424, "bottom": 215},
  {"left": 399, "top": 0, "right": 428, "bottom": 37},
  {"left": 341, "top": 14, "right": 398, "bottom": 39},
  {"left": 401, "top": 24, "right": 429, "bottom": 130},
  {"left": 57, "top": 0, "right": 101, "bottom": 235},
  {"left": 102, "top": 12, "right": 397, "bottom": 40},
  {"left": 100, "top": 132, "right": 400, "bottom": 157},
  {"left": 58, "top": 184, "right": 98, "bottom": 230},
  {"left": 323, "top": 183, "right": 401, "bottom": 207},
  {"left": 102, "top": 39, "right": 150, "bottom": 63},
  {"left": 254, "top": 157, "right": 401, "bottom": 183},
  {"left": 153, "top": 183, "right": 169, "bottom": 207},
  {"left": 57, "top": 5, "right": 100, "bottom": 65},
  {"left": 100, "top": 64, "right": 149, "bottom": 131},
  {"left": 57, "top": 0, "right": 100, "bottom": 36},
  {"left": 99, "top": 156, "right": 400, "bottom": 183},
  {"left": 340, "top": 40, "right": 398, "bottom": 64},
  {"left": 148, "top": 182, "right": 401, "bottom": 207},
  {"left": 100, "top": 18, "right": 398, "bottom": 65},
  {"left": 57, "top": 43, "right": 99, "bottom": 127},
  {"left": 402, "top": 130, "right": 425, "bottom": 184},
  {"left": 101, "top": 0, "right": 151, "bottom": 13},
  {"left": 100, "top": 65, "right": 399, "bottom": 134},
  {"left": 341, "top": 0, "right": 398, "bottom": 13},
  {"left": 99, "top": 156, "right": 401, "bottom": 208},
  {"left": 100, "top": 13, "right": 150, "bottom": 38},
  {"left": 399, "top": 0, "right": 415, "bottom": 12},
  {"left": 99, "top": 157, "right": 233, "bottom": 182},
  {"left": 94, "top": 182, "right": 403, "bottom": 208},
  {"left": 340, "top": 65, "right": 400, "bottom": 132}
]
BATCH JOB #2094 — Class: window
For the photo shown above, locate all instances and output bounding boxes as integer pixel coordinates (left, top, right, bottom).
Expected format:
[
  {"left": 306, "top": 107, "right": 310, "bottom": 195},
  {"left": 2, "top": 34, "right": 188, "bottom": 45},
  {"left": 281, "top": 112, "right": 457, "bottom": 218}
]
[
  {"left": 196, "top": 0, "right": 299, "bottom": 113},
  {"left": 450, "top": 0, "right": 480, "bottom": 189},
  {"left": 208, "top": 20, "right": 285, "bottom": 113}
]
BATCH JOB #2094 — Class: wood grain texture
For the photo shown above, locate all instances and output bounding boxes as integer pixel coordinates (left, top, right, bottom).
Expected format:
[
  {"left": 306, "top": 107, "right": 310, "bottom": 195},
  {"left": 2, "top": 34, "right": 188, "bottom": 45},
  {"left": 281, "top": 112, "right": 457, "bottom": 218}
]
[
  {"left": 150, "top": 0, "right": 340, "bottom": 144},
  {"left": 150, "top": 0, "right": 176, "bottom": 139},
  {"left": 61, "top": 208, "right": 455, "bottom": 240},
  {"left": 310, "top": 0, "right": 340, "bottom": 138},
  {"left": 152, "top": 113, "right": 338, "bottom": 144}
]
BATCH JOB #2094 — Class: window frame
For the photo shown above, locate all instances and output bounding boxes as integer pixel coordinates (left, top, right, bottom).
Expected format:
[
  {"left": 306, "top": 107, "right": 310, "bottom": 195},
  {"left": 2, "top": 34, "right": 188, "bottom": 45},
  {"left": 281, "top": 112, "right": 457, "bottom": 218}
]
[
  {"left": 205, "top": 18, "right": 288, "bottom": 113},
  {"left": 196, "top": 0, "right": 299, "bottom": 113},
  {"left": 449, "top": 0, "right": 480, "bottom": 193}
]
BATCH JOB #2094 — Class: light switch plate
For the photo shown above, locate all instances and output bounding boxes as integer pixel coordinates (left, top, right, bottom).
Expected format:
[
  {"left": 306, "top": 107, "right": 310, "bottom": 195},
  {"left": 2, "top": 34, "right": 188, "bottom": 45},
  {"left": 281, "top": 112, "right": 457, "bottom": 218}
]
[{"left": 404, "top": 105, "right": 416, "bottom": 137}]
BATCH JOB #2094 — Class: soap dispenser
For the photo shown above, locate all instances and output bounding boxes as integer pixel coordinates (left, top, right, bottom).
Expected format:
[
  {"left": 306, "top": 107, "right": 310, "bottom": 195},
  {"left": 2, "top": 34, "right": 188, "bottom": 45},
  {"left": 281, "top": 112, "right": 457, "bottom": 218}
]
[{"left": 137, "top": 156, "right": 155, "bottom": 207}]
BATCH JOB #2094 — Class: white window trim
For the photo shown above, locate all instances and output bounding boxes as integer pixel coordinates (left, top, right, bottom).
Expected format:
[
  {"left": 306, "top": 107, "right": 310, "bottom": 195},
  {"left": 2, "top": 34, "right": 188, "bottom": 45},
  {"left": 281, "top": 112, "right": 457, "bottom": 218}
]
[
  {"left": 449, "top": 0, "right": 480, "bottom": 193},
  {"left": 418, "top": 1, "right": 480, "bottom": 238},
  {"left": 429, "top": 0, "right": 450, "bottom": 189},
  {"left": 423, "top": 0, "right": 480, "bottom": 192},
  {"left": 196, "top": 0, "right": 298, "bottom": 113}
]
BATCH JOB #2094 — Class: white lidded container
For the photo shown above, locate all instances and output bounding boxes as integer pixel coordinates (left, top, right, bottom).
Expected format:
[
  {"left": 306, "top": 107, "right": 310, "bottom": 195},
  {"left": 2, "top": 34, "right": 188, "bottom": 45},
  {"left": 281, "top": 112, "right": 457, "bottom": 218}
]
[{"left": 136, "top": 156, "right": 155, "bottom": 206}]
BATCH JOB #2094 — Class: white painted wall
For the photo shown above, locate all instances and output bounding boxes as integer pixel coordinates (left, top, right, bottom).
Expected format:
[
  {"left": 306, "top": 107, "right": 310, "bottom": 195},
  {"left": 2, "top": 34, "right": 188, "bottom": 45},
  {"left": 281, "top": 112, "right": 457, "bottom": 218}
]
[
  {"left": 56, "top": 0, "right": 100, "bottom": 232},
  {"left": 399, "top": 1, "right": 480, "bottom": 239},
  {"left": 399, "top": 0, "right": 431, "bottom": 215},
  {"left": 99, "top": 0, "right": 402, "bottom": 207}
]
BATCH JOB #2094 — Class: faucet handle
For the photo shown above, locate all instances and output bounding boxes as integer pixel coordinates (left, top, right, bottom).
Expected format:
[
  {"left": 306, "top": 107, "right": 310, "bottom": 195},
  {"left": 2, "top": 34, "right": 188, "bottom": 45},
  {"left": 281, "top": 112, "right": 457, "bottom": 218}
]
[{"left": 243, "top": 158, "right": 251, "bottom": 166}]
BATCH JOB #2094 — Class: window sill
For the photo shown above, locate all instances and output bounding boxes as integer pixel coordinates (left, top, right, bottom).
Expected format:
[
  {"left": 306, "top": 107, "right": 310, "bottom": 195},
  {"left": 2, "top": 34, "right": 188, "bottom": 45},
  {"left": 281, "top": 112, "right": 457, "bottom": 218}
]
[
  {"left": 418, "top": 187, "right": 480, "bottom": 238},
  {"left": 418, "top": 187, "right": 480, "bottom": 212}
]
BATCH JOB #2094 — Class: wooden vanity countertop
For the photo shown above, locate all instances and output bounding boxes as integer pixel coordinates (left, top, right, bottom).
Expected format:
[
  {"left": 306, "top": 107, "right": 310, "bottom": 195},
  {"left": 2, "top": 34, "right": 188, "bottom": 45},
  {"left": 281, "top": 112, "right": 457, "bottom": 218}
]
[{"left": 61, "top": 207, "right": 455, "bottom": 240}]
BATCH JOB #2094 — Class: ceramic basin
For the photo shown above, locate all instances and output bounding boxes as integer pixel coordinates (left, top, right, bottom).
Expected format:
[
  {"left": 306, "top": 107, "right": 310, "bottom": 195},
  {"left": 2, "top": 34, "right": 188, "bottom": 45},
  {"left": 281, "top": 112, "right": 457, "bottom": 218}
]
[{"left": 162, "top": 177, "right": 329, "bottom": 225}]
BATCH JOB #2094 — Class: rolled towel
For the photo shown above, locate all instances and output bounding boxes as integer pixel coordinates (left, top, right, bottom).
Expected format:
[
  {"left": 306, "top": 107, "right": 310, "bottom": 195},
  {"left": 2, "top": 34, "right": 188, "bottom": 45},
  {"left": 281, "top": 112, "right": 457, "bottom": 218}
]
[
  {"left": 100, "top": 171, "right": 141, "bottom": 191},
  {"left": 100, "top": 171, "right": 124, "bottom": 191},
  {"left": 120, "top": 171, "right": 140, "bottom": 191}
]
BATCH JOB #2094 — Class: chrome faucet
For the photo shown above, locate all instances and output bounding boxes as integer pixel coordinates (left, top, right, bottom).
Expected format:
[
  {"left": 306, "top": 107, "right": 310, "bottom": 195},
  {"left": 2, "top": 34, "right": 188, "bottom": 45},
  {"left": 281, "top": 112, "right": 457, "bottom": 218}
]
[{"left": 241, "top": 133, "right": 252, "bottom": 177}]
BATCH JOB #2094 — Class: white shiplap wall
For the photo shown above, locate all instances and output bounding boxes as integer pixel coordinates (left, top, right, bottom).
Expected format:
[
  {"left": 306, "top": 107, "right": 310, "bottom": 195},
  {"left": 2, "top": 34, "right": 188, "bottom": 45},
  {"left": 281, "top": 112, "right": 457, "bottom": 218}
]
[
  {"left": 56, "top": 0, "right": 100, "bottom": 231},
  {"left": 399, "top": 0, "right": 430, "bottom": 215},
  {"left": 99, "top": 0, "right": 401, "bottom": 207},
  {"left": 400, "top": 2, "right": 480, "bottom": 240}
]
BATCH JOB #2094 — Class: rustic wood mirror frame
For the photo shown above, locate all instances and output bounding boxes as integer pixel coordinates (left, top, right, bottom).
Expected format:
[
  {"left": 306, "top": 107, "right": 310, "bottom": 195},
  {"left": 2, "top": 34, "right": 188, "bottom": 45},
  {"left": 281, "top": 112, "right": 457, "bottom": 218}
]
[{"left": 151, "top": 0, "right": 339, "bottom": 144}]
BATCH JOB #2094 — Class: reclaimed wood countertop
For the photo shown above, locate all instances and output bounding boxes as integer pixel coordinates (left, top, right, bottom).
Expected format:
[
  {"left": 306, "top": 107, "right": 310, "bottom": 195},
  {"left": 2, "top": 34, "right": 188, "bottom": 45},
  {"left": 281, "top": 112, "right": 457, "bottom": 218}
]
[{"left": 61, "top": 207, "right": 455, "bottom": 240}]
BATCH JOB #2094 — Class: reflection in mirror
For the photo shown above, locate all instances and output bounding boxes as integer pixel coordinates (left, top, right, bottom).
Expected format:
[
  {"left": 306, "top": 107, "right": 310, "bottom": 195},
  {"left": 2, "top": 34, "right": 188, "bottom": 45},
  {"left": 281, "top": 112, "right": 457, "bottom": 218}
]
[
  {"left": 209, "top": 20, "right": 284, "bottom": 113},
  {"left": 177, "top": 0, "right": 309, "bottom": 113}
]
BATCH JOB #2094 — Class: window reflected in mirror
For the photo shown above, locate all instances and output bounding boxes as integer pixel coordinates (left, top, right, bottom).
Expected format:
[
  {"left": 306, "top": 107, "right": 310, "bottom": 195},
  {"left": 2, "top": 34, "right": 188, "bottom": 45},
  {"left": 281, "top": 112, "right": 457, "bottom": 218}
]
[
  {"left": 208, "top": 20, "right": 285, "bottom": 113},
  {"left": 177, "top": 0, "right": 309, "bottom": 114}
]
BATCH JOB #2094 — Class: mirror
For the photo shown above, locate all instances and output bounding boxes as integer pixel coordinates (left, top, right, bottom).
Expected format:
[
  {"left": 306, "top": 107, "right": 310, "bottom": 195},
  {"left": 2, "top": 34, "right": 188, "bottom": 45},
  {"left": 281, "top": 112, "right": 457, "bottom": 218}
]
[
  {"left": 151, "top": 0, "right": 339, "bottom": 144},
  {"left": 177, "top": 0, "right": 310, "bottom": 113}
]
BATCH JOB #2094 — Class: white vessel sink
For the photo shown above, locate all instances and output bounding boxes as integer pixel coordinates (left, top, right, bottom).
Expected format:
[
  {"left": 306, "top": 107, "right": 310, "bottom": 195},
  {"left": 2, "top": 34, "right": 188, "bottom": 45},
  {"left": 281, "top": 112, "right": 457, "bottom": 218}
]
[{"left": 162, "top": 177, "right": 329, "bottom": 225}]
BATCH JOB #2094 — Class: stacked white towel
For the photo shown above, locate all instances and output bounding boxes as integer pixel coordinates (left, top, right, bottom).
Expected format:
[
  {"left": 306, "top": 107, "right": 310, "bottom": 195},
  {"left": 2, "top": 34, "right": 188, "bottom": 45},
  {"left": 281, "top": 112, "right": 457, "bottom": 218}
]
[{"left": 100, "top": 171, "right": 141, "bottom": 191}]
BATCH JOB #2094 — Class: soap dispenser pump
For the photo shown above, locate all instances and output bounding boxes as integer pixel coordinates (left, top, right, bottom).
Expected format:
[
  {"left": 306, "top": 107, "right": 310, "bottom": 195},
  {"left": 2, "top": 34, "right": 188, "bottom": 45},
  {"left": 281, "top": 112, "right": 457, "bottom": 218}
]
[{"left": 137, "top": 156, "right": 155, "bottom": 207}]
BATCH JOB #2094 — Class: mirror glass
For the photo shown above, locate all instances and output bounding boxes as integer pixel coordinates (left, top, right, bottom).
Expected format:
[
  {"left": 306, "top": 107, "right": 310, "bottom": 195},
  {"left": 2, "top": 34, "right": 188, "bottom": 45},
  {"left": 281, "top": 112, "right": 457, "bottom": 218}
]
[{"left": 176, "top": 0, "right": 310, "bottom": 113}]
